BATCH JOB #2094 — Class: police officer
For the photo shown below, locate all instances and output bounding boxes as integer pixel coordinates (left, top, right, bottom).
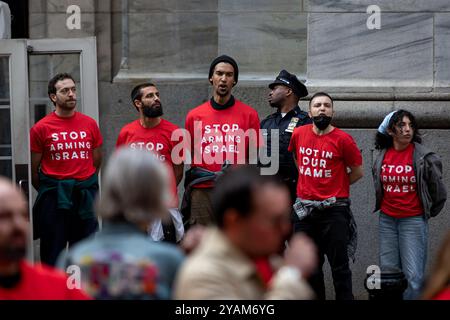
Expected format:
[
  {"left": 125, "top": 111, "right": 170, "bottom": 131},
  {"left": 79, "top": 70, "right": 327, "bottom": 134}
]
[{"left": 261, "top": 70, "right": 311, "bottom": 203}]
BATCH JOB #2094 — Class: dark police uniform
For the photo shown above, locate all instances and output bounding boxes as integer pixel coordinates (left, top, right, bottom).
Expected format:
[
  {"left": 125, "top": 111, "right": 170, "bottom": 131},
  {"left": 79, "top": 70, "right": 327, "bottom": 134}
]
[{"left": 261, "top": 106, "right": 311, "bottom": 202}]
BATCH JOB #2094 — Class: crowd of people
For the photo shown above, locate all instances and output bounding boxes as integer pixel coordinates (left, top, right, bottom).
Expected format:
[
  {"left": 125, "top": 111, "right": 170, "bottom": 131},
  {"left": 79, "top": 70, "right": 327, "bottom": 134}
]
[{"left": 0, "top": 54, "right": 447, "bottom": 300}]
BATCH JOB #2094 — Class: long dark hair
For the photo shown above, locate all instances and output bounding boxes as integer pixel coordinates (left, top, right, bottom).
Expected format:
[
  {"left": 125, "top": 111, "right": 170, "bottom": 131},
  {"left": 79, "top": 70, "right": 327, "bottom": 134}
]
[{"left": 374, "top": 109, "right": 422, "bottom": 150}]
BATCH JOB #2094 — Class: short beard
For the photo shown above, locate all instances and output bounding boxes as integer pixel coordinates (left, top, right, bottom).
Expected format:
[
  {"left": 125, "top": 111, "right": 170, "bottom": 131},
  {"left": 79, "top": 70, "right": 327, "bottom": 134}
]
[
  {"left": 0, "top": 246, "right": 27, "bottom": 262},
  {"left": 143, "top": 104, "right": 163, "bottom": 118},
  {"left": 60, "top": 100, "right": 77, "bottom": 110}
]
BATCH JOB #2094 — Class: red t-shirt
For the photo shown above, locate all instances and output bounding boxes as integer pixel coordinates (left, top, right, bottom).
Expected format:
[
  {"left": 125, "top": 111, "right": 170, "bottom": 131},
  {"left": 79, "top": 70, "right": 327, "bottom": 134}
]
[
  {"left": 30, "top": 111, "right": 103, "bottom": 180},
  {"left": 0, "top": 260, "right": 91, "bottom": 300},
  {"left": 185, "top": 99, "right": 261, "bottom": 188},
  {"left": 288, "top": 124, "right": 362, "bottom": 200},
  {"left": 116, "top": 118, "right": 181, "bottom": 207},
  {"left": 433, "top": 287, "right": 450, "bottom": 300},
  {"left": 380, "top": 143, "right": 423, "bottom": 218},
  {"left": 253, "top": 258, "right": 274, "bottom": 287}
]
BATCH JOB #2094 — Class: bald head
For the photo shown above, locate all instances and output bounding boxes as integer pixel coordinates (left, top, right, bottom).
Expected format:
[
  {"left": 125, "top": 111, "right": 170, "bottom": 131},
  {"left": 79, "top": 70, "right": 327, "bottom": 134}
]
[
  {"left": 0, "top": 178, "right": 27, "bottom": 214},
  {"left": 0, "top": 177, "right": 25, "bottom": 199},
  {"left": 0, "top": 177, "right": 29, "bottom": 264}
]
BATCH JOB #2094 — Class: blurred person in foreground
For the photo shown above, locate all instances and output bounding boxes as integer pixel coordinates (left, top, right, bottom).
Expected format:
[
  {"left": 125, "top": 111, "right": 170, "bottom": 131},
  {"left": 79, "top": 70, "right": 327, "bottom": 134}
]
[
  {"left": 0, "top": 177, "right": 90, "bottom": 299},
  {"left": 422, "top": 231, "right": 450, "bottom": 300},
  {"left": 175, "top": 165, "right": 317, "bottom": 299},
  {"left": 57, "top": 147, "right": 184, "bottom": 299}
]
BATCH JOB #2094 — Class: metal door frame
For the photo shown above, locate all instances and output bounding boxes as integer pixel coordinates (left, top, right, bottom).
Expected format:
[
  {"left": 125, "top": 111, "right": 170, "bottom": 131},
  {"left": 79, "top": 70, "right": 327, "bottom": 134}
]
[
  {"left": 27, "top": 37, "right": 99, "bottom": 122},
  {"left": 0, "top": 40, "right": 29, "bottom": 184}
]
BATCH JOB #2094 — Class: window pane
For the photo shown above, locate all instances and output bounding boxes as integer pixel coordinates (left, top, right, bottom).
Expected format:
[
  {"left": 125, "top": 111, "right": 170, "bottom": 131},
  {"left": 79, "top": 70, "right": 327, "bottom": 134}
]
[{"left": 0, "top": 56, "right": 10, "bottom": 104}]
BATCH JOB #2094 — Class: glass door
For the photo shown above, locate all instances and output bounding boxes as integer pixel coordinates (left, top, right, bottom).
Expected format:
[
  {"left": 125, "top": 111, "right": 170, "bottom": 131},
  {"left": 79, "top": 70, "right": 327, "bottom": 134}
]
[{"left": 0, "top": 40, "right": 29, "bottom": 185}]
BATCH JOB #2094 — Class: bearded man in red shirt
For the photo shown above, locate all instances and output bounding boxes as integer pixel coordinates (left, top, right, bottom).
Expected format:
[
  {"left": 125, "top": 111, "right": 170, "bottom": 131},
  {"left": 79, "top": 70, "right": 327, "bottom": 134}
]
[
  {"left": 30, "top": 73, "right": 103, "bottom": 266},
  {"left": 116, "top": 83, "right": 184, "bottom": 243}
]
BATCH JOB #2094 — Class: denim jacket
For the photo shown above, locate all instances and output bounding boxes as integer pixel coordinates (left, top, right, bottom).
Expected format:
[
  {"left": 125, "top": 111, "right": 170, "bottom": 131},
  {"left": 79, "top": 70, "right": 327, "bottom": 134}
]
[
  {"left": 57, "top": 222, "right": 184, "bottom": 299},
  {"left": 372, "top": 142, "right": 447, "bottom": 219}
]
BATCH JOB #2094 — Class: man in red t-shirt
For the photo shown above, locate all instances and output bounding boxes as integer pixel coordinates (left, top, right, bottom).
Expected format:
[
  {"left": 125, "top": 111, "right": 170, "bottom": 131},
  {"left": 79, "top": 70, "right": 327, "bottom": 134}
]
[
  {"left": 288, "top": 92, "right": 363, "bottom": 300},
  {"left": 183, "top": 55, "right": 261, "bottom": 228},
  {"left": 0, "top": 177, "right": 90, "bottom": 299},
  {"left": 30, "top": 73, "right": 103, "bottom": 266},
  {"left": 116, "top": 83, "right": 184, "bottom": 243}
]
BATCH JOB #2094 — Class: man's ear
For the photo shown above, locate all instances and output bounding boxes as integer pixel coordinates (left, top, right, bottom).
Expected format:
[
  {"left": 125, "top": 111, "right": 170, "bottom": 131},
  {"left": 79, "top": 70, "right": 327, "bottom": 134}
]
[
  {"left": 209, "top": 78, "right": 213, "bottom": 85},
  {"left": 134, "top": 99, "right": 142, "bottom": 109},
  {"left": 49, "top": 94, "right": 57, "bottom": 104},
  {"left": 285, "top": 88, "right": 293, "bottom": 97}
]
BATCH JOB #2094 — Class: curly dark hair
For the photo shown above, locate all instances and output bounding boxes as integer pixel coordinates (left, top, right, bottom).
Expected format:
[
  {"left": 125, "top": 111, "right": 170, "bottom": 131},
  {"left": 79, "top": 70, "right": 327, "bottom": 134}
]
[
  {"left": 374, "top": 109, "right": 422, "bottom": 150},
  {"left": 47, "top": 73, "right": 75, "bottom": 106}
]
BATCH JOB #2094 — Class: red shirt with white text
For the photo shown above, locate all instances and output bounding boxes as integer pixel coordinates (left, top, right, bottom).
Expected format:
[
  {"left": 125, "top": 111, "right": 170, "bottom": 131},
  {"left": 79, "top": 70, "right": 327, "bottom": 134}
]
[
  {"left": 288, "top": 124, "right": 362, "bottom": 200},
  {"left": 185, "top": 99, "right": 261, "bottom": 188},
  {"left": 30, "top": 111, "right": 102, "bottom": 180},
  {"left": 380, "top": 143, "right": 423, "bottom": 218},
  {"left": 116, "top": 118, "right": 180, "bottom": 207}
]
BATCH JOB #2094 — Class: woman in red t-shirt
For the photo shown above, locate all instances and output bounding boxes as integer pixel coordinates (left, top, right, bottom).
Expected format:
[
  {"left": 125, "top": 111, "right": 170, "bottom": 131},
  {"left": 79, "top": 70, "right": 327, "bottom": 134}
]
[
  {"left": 422, "top": 231, "right": 450, "bottom": 300},
  {"left": 372, "top": 110, "right": 447, "bottom": 300}
]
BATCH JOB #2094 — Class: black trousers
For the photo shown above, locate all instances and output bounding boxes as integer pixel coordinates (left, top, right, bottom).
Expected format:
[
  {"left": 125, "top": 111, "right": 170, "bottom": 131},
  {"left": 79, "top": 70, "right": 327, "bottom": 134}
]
[
  {"left": 34, "top": 190, "right": 98, "bottom": 267},
  {"left": 293, "top": 205, "right": 354, "bottom": 300}
]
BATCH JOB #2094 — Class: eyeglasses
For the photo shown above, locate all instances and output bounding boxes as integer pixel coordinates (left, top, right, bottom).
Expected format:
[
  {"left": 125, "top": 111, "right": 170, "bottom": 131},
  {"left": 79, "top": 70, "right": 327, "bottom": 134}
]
[{"left": 57, "top": 87, "right": 77, "bottom": 95}]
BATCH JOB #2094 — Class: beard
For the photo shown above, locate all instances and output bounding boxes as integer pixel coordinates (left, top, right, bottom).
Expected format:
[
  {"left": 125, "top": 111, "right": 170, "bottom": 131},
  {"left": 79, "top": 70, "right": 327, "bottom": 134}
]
[
  {"left": 143, "top": 103, "right": 163, "bottom": 118},
  {"left": 0, "top": 234, "right": 27, "bottom": 262},
  {"left": 59, "top": 99, "right": 77, "bottom": 110},
  {"left": 0, "top": 246, "right": 27, "bottom": 261}
]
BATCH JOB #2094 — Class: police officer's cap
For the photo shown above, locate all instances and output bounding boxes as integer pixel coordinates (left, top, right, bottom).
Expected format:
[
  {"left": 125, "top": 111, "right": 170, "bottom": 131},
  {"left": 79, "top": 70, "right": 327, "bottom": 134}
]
[{"left": 269, "top": 70, "right": 308, "bottom": 98}]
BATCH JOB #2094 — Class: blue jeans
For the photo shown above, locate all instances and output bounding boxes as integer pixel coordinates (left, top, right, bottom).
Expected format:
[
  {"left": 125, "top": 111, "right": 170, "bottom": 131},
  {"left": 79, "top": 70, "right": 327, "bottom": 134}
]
[{"left": 379, "top": 212, "right": 428, "bottom": 300}]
